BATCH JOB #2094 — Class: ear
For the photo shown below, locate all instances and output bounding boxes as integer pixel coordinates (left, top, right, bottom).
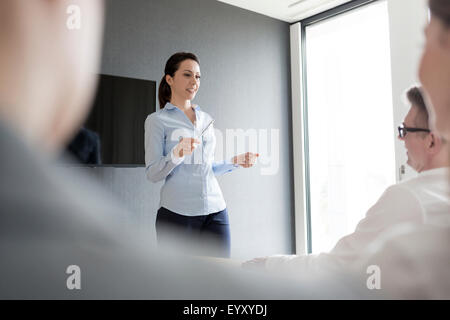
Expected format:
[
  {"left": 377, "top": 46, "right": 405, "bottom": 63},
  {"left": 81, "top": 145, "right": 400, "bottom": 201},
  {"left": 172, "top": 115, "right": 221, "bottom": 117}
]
[
  {"left": 165, "top": 74, "right": 173, "bottom": 86},
  {"left": 428, "top": 132, "right": 442, "bottom": 155}
]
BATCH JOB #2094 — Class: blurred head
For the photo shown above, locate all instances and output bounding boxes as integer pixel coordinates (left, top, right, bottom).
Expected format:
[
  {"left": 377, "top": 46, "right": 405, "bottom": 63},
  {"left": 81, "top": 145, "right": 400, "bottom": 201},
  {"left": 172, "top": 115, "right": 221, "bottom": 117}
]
[
  {"left": 0, "top": 0, "right": 104, "bottom": 153},
  {"left": 398, "top": 86, "right": 449, "bottom": 172},
  {"left": 158, "top": 52, "right": 201, "bottom": 108},
  {"left": 418, "top": 0, "right": 450, "bottom": 140}
]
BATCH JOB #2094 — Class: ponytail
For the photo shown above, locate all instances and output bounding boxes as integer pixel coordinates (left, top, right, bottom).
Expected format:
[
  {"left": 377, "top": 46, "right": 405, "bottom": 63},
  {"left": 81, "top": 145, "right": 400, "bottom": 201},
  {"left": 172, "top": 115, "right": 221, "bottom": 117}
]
[
  {"left": 157, "top": 52, "right": 200, "bottom": 109},
  {"left": 158, "top": 75, "right": 171, "bottom": 108}
]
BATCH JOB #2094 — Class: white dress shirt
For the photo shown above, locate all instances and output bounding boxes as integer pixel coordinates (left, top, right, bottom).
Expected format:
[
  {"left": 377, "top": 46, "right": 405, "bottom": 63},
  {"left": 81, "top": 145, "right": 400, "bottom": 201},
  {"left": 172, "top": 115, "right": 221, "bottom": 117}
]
[
  {"left": 355, "top": 219, "right": 450, "bottom": 299},
  {"left": 144, "top": 103, "right": 239, "bottom": 216},
  {"left": 264, "top": 167, "right": 450, "bottom": 276}
]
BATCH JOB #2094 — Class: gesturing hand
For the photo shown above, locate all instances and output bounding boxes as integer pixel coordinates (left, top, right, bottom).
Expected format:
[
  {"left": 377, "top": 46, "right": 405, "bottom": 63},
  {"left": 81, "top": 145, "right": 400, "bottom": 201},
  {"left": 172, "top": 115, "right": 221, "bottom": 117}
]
[
  {"left": 232, "top": 152, "right": 260, "bottom": 168},
  {"left": 173, "top": 137, "right": 200, "bottom": 158}
]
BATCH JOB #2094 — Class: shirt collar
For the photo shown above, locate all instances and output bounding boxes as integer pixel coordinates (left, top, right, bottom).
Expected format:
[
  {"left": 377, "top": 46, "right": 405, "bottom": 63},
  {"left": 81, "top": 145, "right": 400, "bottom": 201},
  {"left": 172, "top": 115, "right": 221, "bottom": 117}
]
[
  {"left": 418, "top": 166, "right": 450, "bottom": 177},
  {"left": 164, "top": 102, "right": 201, "bottom": 111}
]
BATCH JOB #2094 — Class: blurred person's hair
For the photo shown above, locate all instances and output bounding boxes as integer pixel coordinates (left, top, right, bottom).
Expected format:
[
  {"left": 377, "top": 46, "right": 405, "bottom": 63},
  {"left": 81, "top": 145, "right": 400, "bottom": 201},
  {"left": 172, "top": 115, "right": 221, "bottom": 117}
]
[{"left": 430, "top": 0, "right": 450, "bottom": 27}]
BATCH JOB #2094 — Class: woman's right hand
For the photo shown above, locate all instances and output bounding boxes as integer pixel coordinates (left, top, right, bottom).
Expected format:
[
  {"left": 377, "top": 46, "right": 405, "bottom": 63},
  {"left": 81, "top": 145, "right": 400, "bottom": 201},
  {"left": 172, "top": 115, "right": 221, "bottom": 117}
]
[{"left": 173, "top": 137, "right": 200, "bottom": 158}]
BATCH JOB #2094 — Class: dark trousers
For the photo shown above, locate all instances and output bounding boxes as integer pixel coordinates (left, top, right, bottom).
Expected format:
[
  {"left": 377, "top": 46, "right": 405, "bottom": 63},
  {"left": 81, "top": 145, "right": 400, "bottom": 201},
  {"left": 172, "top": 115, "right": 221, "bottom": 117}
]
[{"left": 155, "top": 207, "right": 231, "bottom": 258}]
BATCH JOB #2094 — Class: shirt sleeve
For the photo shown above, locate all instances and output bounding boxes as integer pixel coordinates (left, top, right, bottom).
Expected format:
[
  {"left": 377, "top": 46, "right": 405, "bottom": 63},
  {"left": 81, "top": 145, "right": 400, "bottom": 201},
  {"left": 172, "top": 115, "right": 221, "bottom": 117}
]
[
  {"left": 144, "top": 114, "right": 185, "bottom": 182},
  {"left": 264, "top": 184, "right": 425, "bottom": 275},
  {"left": 212, "top": 158, "right": 240, "bottom": 176}
]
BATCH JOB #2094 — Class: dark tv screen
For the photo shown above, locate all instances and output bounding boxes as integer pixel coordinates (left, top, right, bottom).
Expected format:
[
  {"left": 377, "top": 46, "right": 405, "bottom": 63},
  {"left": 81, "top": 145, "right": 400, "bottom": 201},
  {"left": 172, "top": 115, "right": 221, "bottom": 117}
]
[{"left": 82, "top": 74, "right": 156, "bottom": 165}]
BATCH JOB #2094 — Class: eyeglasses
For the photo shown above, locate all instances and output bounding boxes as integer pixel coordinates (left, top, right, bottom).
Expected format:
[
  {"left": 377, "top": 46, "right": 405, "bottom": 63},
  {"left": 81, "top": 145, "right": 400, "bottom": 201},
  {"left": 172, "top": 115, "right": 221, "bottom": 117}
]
[{"left": 398, "top": 123, "right": 430, "bottom": 138}]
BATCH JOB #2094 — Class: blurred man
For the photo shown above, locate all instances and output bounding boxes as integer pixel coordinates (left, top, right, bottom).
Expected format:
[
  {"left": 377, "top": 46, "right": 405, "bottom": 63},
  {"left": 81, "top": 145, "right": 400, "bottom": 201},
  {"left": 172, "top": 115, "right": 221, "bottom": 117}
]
[
  {"left": 243, "top": 86, "right": 450, "bottom": 278},
  {"left": 418, "top": 0, "right": 450, "bottom": 139}
]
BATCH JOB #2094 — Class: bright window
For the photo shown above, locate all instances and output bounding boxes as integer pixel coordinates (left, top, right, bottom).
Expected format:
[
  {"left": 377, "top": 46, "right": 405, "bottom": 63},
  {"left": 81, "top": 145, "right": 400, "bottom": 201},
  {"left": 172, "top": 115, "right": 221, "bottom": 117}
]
[{"left": 304, "top": 0, "right": 396, "bottom": 253}]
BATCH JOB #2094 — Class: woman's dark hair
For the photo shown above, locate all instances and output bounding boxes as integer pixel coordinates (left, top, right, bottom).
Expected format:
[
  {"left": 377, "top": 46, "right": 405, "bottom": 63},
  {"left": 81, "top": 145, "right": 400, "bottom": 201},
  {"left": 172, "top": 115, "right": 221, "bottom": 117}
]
[
  {"left": 430, "top": 0, "right": 450, "bottom": 27},
  {"left": 158, "top": 52, "right": 200, "bottom": 108}
]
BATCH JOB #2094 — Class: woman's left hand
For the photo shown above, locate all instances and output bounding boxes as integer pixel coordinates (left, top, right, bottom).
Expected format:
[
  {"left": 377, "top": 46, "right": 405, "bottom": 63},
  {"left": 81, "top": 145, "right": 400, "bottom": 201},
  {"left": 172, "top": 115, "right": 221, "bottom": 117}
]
[{"left": 232, "top": 152, "right": 259, "bottom": 168}]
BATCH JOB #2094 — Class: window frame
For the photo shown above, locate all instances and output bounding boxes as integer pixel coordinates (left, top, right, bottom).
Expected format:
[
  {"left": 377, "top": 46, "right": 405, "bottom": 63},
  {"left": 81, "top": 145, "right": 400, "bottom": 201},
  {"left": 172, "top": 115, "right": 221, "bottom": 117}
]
[{"left": 292, "top": 0, "right": 381, "bottom": 254}]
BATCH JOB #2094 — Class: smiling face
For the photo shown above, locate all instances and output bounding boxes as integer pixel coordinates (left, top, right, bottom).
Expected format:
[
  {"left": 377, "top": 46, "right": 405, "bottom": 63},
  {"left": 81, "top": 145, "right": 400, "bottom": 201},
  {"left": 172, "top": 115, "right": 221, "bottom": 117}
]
[
  {"left": 166, "top": 59, "right": 201, "bottom": 103},
  {"left": 418, "top": 15, "right": 450, "bottom": 140}
]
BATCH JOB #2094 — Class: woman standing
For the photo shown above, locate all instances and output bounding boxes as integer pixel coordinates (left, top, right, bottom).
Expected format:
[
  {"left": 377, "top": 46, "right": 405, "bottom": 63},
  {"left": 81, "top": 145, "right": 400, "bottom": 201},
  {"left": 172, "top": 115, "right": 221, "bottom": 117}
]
[{"left": 145, "top": 52, "right": 258, "bottom": 258}]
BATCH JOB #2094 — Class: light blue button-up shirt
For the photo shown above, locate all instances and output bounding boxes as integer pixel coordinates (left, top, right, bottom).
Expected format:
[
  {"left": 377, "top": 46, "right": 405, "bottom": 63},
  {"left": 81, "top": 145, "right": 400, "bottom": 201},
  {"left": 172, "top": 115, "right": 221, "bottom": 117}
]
[{"left": 144, "top": 102, "right": 239, "bottom": 216}]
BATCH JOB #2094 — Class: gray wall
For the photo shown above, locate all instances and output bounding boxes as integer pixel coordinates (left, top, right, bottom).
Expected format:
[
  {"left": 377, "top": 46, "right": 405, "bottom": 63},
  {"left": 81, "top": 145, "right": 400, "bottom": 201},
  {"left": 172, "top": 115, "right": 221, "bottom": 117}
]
[{"left": 86, "top": 0, "right": 294, "bottom": 260}]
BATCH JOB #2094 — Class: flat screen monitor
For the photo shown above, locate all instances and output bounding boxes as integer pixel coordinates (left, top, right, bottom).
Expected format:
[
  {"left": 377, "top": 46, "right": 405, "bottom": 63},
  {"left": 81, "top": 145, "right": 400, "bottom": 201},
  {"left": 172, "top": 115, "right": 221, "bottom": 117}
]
[{"left": 74, "top": 74, "right": 157, "bottom": 166}]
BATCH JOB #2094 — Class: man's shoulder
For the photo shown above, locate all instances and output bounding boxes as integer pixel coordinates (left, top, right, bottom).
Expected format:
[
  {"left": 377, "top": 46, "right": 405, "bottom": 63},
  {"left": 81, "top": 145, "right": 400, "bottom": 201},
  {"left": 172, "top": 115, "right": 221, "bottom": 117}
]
[
  {"left": 374, "top": 169, "right": 450, "bottom": 215},
  {"left": 379, "top": 178, "right": 427, "bottom": 204},
  {"left": 369, "top": 181, "right": 423, "bottom": 214}
]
